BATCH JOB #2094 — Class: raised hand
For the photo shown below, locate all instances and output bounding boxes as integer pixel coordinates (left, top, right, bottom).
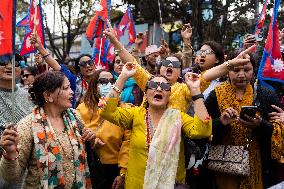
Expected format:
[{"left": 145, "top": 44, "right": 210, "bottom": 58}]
[
  {"left": 30, "top": 33, "right": 43, "bottom": 49},
  {"left": 220, "top": 108, "right": 238, "bottom": 125},
  {"left": 159, "top": 39, "right": 170, "bottom": 57},
  {"left": 120, "top": 62, "right": 137, "bottom": 79},
  {"left": 103, "top": 19, "right": 117, "bottom": 44},
  {"left": 135, "top": 32, "right": 144, "bottom": 46},
  {"left": 243, "top": 34, "right": 257, "bottom": 49},
  {"left": 184, "top": 72, "right": 201, "bottom": 95},
  {"left": 227, "top": 45, "right": 255, "bottom": 68},
  {"left": 181, "top": 23, "right": 192, "bottom": 41},
  {"left": 0, "top": 124, "right": 19, "bottom": 158}
]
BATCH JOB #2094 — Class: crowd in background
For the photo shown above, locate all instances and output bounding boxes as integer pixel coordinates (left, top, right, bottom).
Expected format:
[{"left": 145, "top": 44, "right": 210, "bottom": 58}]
[{"left": 0, "top": 22, "right": 283, "bottom": 189}]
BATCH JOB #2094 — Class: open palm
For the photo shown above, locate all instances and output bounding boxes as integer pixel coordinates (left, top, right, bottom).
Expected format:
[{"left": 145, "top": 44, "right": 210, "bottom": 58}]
[
  {"left": 121, "top": 62, "right": 137, "bottom": 79},
  {"left": 184, "top": 72, "right": 200, "bottom": 90}
]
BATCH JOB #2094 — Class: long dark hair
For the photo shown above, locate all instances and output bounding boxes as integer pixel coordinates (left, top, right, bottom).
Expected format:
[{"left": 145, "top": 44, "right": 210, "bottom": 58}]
[{"left": 83, "top": 69, "right": 109, "bottom": 111}]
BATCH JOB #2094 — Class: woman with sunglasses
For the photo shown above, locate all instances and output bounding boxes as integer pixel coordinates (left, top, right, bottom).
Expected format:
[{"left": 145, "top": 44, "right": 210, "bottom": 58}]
[
  {"left": 99, "top": 62, "right": 212, "bottom": 189},
  {"left": 20, "top": 66, "right": 39, "bottom": 89},
  {"left": 76, "top": 69, "right": 131, "bottom": 189},
  {"left": 109, "top": 55, "right": 143, "bottom": 106},
  {"left": 30, "top": 33, "right": 95, "bottom": 108},
  {"left": 103, "top": 21, "right": 253, "bottom": 113}
]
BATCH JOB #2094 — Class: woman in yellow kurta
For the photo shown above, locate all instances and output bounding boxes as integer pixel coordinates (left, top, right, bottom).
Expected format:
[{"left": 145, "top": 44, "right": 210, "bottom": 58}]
[
  {"left": 103, "top": 21, "right": 254, "bottom": 112},
  {"left": 100, "top": 63, "right": 212, "bottom": 189},
  {"left": 205, "top": 50, "right": 284, "bottom": 189},
  {"left": 76, "top": 69, "right": 130, "bottom": 189}
]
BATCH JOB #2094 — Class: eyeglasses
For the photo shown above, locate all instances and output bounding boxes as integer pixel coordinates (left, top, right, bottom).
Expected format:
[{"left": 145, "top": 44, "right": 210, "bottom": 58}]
[
  {"left": 161, "top": 60, "right": 181, "bottom": 68},
  {"left": 196, "top": 49, "right": 215, "bottom": 56},
  {"left": 79, "top": 60, "right": 94, "bottom": 68},
  {"left": 146, "top": 80, "right": 171, "bottom": 91},
  {"left": 98, "top": 78, "right": 115, "bottom": 85},
  {"left": 0, "top": 61, "right": 20, "bottom": 67}
]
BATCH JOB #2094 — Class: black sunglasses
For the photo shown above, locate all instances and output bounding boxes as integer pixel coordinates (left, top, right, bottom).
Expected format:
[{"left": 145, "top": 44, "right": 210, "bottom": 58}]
[
  {"left": 161, "top": 60, "right": 181, "bottom": 68},
  {"left": 98, "top": 78, "right": 115, "bottom": 85},
  {"left": 0, "top": 61, "right": 20, "bottom": 67},
  {"left": 22, "top": 73, "right": 31, "bottom": 79},
  {"left": 146, "top": 80, "right": 171, "bottom": 91},
  {"left": 79, "top": 60, "right": 94, "bottom": 68}
]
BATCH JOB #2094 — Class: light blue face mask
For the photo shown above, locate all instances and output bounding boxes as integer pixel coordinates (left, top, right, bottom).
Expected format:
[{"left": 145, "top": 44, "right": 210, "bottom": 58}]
[{"left": 98, "top": 82, "right": 112, "bottom": 97}]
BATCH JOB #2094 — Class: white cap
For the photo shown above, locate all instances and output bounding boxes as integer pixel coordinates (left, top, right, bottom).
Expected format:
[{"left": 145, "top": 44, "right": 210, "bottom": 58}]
[{"left": 145, "top": 45, "right": 160, "bottom": 56}]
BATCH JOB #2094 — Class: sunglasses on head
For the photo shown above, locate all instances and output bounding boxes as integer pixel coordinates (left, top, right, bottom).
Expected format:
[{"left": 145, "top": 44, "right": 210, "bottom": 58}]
[
  {"left": 0, "top": 61, "right": 20, "bottom": 67},
  {"left": 196, "top": 49, "right": 215, "bottom": 56},
  {"left": 146, "top": 80, "right": 171, "bottom": 91},
  {"left": 98, "top": 78, "right": 115, "bottom": 85},
  {"left": 79, "top": 60, "right": 94, "bottom": 68},
  {"left": 161, "top": 60, "right": 181, "bottom": 68}
]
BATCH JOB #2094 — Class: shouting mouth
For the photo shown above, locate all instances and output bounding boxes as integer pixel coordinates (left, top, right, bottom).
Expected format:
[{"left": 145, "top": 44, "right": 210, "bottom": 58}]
[
  {"left": 153, "top": 93, "right": 163, "bottom": 101},
  {"left": 166, "top": 68, "right": 173, "bottom": 77}
]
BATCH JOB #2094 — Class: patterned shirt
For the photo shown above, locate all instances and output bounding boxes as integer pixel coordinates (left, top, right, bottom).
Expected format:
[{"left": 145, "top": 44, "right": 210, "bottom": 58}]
[{"left": 0, "top": 87, "right": 33, "bottom": 133}]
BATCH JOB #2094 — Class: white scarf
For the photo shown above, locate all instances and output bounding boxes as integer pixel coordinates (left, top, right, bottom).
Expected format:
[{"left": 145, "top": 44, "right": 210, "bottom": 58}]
[{"left": 143, "top": 108, "right": 182, "bottom": 189}]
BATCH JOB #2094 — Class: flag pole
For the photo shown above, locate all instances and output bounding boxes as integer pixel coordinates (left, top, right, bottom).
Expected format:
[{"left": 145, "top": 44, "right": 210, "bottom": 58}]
[
  {"left": 157, "top": 0, "right": 164, "bottom": 38},
  {"left": 11, "top": 55, "right": 15, "bottom": 124},
  {"left": 33, "top": 0, "right": 38, "bottom": 34},
  {"left": 98, "top": 37, "right": 103, "bottom": 68}
]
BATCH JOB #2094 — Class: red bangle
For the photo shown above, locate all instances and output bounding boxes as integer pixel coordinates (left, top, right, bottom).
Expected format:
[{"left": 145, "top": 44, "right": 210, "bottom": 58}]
[{"left": 3, "top": 149, "right": 19, "bottom": 161}]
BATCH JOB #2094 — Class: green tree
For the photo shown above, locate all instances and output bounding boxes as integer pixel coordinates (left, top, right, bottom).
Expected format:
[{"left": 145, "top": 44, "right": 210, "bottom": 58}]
[
  {"left": 120, "top": 0, "right": 284, "bottom": 50},
  {"left": 42, "top": 0, "right": 97, "bottom": 62},
  {"left": 16, "top": 0, "right": 30, "bottom": 49}
]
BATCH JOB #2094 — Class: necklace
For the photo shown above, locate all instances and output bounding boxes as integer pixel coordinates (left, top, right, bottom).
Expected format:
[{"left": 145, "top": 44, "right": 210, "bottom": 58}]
[
  {"left": 47, "top": 117, "right": 77, "bottom": 182},
  {"left": 145, "top": 110, "right": 155, "bottom": 150}
]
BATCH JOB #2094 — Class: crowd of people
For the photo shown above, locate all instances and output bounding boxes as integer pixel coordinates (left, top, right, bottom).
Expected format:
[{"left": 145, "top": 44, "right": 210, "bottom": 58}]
[{"left": 0, "top": 21, "right": 283, "bottom": 189}]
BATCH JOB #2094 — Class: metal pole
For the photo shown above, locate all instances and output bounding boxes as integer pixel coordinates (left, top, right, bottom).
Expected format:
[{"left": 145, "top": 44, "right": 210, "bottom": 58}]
[
  {"left": 153, "top": 22, "right": 156, "bottom": 45},
  {"left": 53, "top": 0, "right": 56, "bottom": 34},
  {"left": 11, "top": 56, "right": 15, "bottom": 124},
  {"left": 255, "top": 0, "right": 259, "bottom": 21},
  {"left": 98, "top": 37, "right": 103, "bottom": 68},
  {"left": 157, "top": 0, "right": 164, "bottom": 38}
]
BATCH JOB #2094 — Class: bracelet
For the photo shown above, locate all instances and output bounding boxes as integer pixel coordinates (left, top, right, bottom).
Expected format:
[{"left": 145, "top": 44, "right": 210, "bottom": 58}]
[
  {"left": 3, "top": 149, "right": 19, "bottom": 161},
  {"left": 111, "top": 85, "right": 122, "bottom": 94},
  {"left": 192, "top": 93, "right": 204, "bottom": 101},
  {"left": 225, "top": 60, "right": 232, "bottom": 70},
  {"left": 42, "top": 53, "right": 50, "bottom": 59},
  {"left": 115, "top": 47, "right": 125, "bottom": 53}
]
